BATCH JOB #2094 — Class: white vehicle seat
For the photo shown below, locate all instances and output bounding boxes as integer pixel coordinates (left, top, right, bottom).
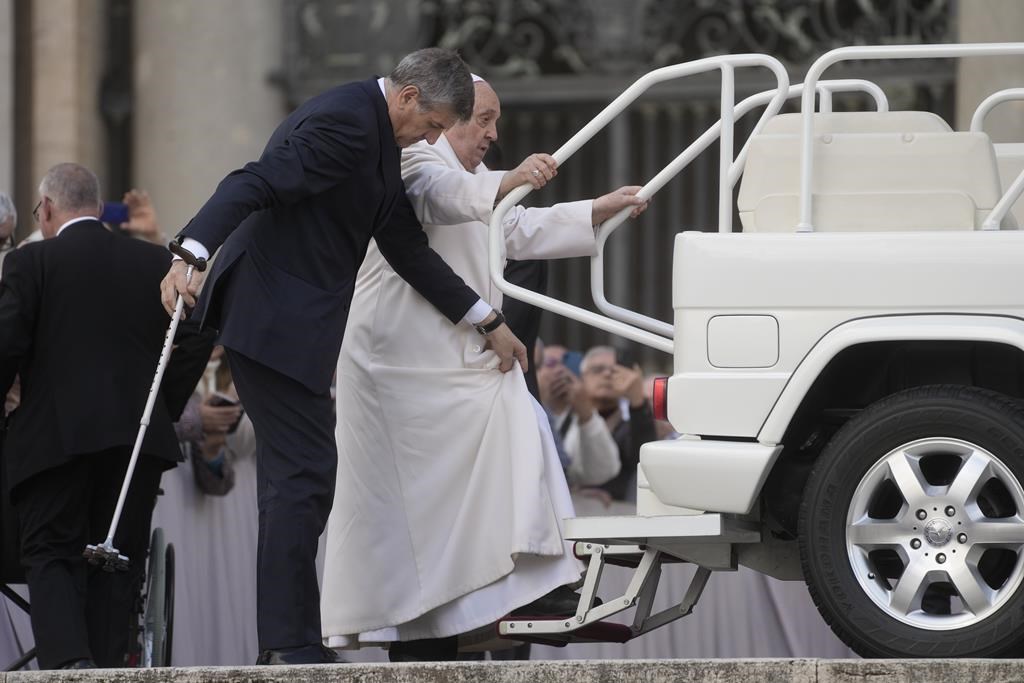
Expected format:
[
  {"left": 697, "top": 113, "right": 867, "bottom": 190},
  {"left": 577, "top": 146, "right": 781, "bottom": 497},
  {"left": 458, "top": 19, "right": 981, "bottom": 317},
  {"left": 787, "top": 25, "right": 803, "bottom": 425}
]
[
  {"left": 994, "top": 142, "right": 1024, "bottom": 225},
  {"left": 738, "top": 112, "right": 1016, "bottom": 232},
  {"left": 760, "top": 111, "right": 952, "bottom": 135}
]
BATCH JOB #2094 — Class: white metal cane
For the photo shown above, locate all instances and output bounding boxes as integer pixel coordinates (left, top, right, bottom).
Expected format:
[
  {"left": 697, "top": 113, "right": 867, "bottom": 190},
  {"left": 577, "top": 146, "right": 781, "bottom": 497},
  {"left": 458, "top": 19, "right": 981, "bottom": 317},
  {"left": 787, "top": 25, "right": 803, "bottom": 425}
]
[{"left": 85, "top": 249, "right": 206, "bottom": 571}]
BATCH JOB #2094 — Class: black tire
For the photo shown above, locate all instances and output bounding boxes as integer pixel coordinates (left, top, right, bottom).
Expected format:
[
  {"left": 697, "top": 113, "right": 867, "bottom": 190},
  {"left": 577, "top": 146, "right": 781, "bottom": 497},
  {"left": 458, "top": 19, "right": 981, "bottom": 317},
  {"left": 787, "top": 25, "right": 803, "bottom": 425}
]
[
  {"left": 799, "top": 385, "right": 1024, "bottom": 657},
  {"left": 143, "top": 528, "right": 169, "bottom": 667}
]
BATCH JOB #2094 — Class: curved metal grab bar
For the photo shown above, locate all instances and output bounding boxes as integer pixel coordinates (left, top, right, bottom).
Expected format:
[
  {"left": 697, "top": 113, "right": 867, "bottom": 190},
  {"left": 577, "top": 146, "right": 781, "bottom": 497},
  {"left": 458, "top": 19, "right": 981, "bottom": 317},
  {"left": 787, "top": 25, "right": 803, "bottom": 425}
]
[
  {"left": 970, "top": 88, "right": 1024, "bottom": 133},
  {"left": 592, "top": 79, "right": 889, "bottom": 337},
  {"left": 798, "top": 43, "right": 1024, "bottom": 232},
  {"left": 488, "top": 54, "right": 789, "bottom": 354},
  {"left": 971, "top": 88, "right": 1024, "bottom": 231},
  {"left": 816, "top": 79, "right": 889, "bottom": 114}
]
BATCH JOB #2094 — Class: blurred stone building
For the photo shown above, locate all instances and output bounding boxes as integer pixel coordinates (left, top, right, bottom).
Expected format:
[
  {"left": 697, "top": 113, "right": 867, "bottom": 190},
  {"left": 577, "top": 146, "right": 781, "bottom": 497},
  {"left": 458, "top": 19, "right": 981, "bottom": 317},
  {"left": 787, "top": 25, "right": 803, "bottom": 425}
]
[{"left": 2, "top": 0, "right": 1022, "bottom": 366}]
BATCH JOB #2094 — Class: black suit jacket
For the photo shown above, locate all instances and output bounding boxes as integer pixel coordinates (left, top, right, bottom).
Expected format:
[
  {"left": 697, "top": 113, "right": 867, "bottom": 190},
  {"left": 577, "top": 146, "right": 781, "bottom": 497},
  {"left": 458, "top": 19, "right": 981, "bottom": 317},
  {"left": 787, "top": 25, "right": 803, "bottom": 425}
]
[
  {"left": 181, "top": 78, "right": 479, "bottom": 393},
  {"left": 0, "top": 221, "right": 212, "bottom": 492},
  {"left": 503, "top": 259, "right": 548, "bottom": 401}
]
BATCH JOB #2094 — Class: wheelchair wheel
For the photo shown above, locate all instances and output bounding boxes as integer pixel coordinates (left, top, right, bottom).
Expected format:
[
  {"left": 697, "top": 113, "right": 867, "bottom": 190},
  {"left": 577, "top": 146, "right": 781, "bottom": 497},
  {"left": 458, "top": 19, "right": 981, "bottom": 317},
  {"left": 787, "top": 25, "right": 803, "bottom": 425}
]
[
  {"left": 142, "top": 527, "right": 174, "bottom": 667},
  {"left": 164, "top": 543, "right": 175, "bottom": 666}
]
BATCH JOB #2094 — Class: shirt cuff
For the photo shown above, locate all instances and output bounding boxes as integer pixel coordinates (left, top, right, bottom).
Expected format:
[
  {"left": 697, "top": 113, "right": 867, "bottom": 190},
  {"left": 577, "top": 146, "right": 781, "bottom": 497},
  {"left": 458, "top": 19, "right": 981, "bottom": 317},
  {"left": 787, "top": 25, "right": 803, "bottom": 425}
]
[
  {"left": 171, "top": 237, "right": 210, "bottom": 262},
  {"left": 462, "top": 299, "right": 492, "bottom": 326}
]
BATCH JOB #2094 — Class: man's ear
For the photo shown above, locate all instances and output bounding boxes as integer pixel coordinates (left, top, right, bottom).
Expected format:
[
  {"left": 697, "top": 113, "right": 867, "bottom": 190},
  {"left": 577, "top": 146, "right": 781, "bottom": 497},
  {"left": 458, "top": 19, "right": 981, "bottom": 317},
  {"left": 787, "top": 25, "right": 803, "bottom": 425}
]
[{"left": 397, "top": 84, "right": 420, "bottom": 109}]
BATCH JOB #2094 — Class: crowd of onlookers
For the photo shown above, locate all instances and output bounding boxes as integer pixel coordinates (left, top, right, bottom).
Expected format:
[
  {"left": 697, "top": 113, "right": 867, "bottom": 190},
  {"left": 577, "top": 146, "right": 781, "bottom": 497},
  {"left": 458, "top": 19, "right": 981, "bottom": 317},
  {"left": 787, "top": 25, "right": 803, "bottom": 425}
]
[{"left": 536, "top": 341, "right": 673, "bottom": 506}]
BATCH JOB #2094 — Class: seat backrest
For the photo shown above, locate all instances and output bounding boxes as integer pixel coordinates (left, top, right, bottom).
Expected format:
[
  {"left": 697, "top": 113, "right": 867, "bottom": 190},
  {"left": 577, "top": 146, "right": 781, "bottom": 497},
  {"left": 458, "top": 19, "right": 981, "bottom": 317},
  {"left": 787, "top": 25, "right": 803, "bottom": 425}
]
[
  {"left": 994, "top": 142, "right": 1024, "bottom": 226},
  {"left": 760, "top": 111, "right": 952, "bottom": 135},
  {"left": 738, "top": 112, "right": 1011, "bottom": 232}
]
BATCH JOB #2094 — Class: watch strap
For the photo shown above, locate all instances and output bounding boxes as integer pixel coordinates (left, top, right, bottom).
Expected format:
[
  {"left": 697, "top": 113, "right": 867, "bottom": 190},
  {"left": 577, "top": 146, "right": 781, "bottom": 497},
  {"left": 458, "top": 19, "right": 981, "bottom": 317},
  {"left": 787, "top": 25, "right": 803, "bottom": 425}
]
[{"left": 474, "top": 309, "right": 505, "bottom": 335}]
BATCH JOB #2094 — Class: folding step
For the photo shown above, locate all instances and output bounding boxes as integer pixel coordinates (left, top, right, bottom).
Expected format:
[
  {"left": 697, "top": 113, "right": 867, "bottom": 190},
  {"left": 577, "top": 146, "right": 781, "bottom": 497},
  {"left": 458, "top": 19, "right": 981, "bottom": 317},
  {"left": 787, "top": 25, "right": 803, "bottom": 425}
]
[
  {"left": 499, "top": 616, "right": 633, "bottom": 647},
  {"left": 564, "top": 513, "right": 759, "bottom": 547}
]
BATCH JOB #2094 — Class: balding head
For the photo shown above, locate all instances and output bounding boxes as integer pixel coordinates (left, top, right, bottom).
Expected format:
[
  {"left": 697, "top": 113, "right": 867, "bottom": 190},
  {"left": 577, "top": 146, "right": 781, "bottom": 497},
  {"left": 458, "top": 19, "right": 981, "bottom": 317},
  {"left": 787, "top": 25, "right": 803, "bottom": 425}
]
[{"left": 37, "top": 163, "right": 101, "bottom": 238}]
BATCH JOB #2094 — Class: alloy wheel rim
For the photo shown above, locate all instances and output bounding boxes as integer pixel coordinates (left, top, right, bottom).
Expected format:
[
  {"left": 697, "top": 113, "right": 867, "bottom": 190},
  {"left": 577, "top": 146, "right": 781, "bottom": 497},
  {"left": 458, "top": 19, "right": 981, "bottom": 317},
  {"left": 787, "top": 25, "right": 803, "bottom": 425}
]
[{"left": 846, "top": 437, "right": 1024, "bottom": 630}]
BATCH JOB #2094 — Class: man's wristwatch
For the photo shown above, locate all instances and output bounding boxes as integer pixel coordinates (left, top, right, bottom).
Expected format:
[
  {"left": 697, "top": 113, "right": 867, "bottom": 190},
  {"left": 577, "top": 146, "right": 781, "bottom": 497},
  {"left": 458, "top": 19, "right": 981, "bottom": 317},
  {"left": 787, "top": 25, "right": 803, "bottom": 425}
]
[{"left": 474, "top": 310, "right": 506, "bottom": 336}]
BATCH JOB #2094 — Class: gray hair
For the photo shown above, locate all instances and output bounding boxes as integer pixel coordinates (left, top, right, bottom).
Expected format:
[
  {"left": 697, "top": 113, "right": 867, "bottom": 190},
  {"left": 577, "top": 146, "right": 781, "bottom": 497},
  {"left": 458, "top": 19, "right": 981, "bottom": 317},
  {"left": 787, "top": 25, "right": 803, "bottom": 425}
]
[
  {"left": 0, "top": 192, "right": 15, "bottom": 225},
  {"left": 581, "top": 345, "right": 616, "bottom": 373},
  {"left": 38, "top": 163, "right": 101, "bottom": 214},
  {"left": 389, "top": 48, "right": 474, "bottom": 122}
]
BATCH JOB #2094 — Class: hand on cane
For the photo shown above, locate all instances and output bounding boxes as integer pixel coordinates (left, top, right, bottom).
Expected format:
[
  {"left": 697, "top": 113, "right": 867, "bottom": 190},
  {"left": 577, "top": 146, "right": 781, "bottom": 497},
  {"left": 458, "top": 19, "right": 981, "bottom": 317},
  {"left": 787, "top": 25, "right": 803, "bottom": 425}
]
[{"left": 161, "top": 260, "right": 205, "bottom": 317}]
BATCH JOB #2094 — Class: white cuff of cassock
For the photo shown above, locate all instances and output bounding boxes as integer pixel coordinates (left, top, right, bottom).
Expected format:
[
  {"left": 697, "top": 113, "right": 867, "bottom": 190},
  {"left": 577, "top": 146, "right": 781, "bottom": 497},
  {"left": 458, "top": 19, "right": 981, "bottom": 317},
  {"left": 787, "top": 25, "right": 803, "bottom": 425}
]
[
  {"left": 462, "top": 299, "right": 493, "bottom": 326},
  {"left": 171, "top": 237, "right": 210, "bottom": 262}
]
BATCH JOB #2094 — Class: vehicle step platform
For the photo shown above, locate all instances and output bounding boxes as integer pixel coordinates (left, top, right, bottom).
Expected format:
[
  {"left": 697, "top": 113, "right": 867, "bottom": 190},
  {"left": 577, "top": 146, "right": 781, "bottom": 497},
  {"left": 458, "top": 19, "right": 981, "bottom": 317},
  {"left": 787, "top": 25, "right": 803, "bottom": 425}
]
[
  {"left": 499, "top": 615, "right": 633, "bottom": 647},
  {"left": 564, "top": 513, "right": 759, "bottom": 546}
]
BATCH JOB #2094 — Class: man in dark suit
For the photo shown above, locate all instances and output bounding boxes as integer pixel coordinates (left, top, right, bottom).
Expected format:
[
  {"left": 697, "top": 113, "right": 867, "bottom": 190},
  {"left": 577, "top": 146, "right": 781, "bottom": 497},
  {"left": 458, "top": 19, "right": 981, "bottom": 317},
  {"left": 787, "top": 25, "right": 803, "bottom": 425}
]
[
  {"left": 0, "top": 163, "right": 211, "bottom": 669},
  {"left": 160, "top": 48, "right": 528, "bottom": 665}
]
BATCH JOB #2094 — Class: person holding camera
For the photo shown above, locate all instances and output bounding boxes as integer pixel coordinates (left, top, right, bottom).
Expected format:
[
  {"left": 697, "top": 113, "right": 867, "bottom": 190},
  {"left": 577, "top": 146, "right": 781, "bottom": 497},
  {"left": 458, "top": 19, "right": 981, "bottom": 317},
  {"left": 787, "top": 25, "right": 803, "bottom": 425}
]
[
  {"left": 579, "top": 346, "right": 657, "bottom": 503},
  {"left": 536, "top": 342, "right": 621, "bottom": 490},
  {"left": 174, "top": 386, "right": 244, "bottom": 496}
]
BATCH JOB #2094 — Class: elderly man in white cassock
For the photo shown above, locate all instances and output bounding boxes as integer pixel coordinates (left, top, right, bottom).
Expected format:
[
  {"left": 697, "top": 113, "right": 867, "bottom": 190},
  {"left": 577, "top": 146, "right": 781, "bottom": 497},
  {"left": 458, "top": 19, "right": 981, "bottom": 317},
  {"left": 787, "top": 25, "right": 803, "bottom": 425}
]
[{"left": 320, "top": 73, "right": 648, "bottom": 662}]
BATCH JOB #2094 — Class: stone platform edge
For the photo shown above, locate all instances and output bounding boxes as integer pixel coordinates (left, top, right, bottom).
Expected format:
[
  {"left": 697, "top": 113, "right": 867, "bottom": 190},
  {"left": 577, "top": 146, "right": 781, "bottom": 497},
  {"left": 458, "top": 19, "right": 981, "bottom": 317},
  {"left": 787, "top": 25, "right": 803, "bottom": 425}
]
[{"left": 5, "top": 658, "right": 1024, "bottom": 683}]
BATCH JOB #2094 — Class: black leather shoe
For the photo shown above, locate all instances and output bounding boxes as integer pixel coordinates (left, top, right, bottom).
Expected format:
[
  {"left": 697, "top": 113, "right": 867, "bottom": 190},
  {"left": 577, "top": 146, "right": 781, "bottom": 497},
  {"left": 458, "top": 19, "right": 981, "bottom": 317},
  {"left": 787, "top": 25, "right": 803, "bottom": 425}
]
[
  {"left": 59, "top": 658, "right": 97, "bottom": 669},
  {"left": 255, "top": 644, "right": 345, "bottom": 665},
  {"left": 511, "top": 585, "right": 603, "bottom": 617}
]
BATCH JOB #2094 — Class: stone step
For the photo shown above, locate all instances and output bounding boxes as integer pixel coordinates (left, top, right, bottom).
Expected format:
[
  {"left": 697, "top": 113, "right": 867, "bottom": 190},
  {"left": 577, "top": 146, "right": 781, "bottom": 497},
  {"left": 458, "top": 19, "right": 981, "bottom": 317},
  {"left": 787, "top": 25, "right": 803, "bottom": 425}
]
[{"left": 5, "top": 659, "right": 1024, "bottom": 683}]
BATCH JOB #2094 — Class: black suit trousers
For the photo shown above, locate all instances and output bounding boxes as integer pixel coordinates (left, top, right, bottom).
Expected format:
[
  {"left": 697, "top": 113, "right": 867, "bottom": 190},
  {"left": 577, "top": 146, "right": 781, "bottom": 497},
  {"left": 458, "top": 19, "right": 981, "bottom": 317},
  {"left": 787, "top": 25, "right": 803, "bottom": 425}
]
[
  {"left": 12, "top": 449, "right": 163, "bottom": 669},
  {"left": 225, "top": 348, "right": 337, "bottom": 650}
]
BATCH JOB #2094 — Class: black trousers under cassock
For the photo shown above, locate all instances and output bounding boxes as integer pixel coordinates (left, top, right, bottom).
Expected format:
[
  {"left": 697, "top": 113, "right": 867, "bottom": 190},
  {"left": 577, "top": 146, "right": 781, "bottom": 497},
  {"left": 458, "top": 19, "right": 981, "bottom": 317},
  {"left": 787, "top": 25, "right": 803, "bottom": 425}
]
[{"left": 225, "top": 348, "right": 337, "bottom": 651}]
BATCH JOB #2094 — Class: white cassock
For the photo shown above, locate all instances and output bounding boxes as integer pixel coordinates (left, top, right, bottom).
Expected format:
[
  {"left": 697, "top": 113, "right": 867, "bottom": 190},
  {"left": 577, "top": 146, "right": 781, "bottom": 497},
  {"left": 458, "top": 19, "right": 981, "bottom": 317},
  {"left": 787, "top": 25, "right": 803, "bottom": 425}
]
[{"left": 321, "top": 134, "right": 596, "bottom": 646}]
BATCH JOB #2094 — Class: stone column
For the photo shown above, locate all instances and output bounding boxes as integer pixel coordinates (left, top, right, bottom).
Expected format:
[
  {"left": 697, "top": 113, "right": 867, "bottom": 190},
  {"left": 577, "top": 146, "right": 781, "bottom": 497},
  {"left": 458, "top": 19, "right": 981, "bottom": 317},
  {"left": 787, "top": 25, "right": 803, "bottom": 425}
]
[
  {"left": 10, "top": 0, "right": 105, "bottom": 239},
  {"left": 134, "top": 0, "right": 284, "bottom": 237},
  {"left": 29, "top": 0, "right": 106, "bottom": 192},
  {"left": 0, "top": 0, "right": 12, "bottom": 198},
  {"left": 957, "top": 1, "right": 1024, "bottom": 141}
]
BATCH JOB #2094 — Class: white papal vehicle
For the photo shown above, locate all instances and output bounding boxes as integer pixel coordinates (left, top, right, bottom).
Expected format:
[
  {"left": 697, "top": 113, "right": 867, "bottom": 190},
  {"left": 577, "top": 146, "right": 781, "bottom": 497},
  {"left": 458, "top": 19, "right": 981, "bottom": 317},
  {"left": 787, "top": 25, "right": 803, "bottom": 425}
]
[{"left": 493, "top": 42, "right": 1024, "bottom": 658}]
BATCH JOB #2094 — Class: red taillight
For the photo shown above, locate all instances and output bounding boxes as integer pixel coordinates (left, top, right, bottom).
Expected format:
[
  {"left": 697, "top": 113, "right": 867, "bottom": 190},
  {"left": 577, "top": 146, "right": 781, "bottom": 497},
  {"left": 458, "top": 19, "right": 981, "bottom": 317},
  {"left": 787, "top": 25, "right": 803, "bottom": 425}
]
[{"left": 652, "top": 376, "right": 669, "bottom": 422}]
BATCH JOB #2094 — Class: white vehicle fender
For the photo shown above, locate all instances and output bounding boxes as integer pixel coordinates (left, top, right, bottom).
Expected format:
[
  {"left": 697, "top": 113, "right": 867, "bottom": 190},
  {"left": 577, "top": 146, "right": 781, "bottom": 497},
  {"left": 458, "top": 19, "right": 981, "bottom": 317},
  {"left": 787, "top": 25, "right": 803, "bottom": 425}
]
[{"left": 758, "top": 314, "right": 1024, "bottom": 444}]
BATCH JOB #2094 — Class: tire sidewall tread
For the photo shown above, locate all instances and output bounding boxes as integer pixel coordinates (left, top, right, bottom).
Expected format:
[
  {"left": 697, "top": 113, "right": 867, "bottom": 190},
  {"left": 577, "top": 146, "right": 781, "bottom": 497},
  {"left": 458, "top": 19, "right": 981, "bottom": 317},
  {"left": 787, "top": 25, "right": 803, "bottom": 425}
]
[{"left": 799, "top": 384, "right": 1024, "bottom": 657}]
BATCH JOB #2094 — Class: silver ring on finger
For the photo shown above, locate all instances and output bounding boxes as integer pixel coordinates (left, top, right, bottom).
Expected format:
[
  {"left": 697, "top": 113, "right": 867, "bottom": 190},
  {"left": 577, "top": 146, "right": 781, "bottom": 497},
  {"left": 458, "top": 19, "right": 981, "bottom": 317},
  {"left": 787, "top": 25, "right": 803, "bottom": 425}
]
[{"left": 531, "top": 169, "right": 540, "bottom": 177}]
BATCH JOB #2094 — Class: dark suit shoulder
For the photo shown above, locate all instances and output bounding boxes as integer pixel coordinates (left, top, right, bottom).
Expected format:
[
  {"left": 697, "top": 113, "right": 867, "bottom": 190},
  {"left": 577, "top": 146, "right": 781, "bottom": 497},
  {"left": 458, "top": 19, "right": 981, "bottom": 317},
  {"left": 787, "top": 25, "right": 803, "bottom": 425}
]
[
  {"left": 0, "top": 240, "right": 42, "bottom": 287},
  {"left": 113, "top": 230, "right": 172, "bottom": 262},
  {"left": 6, "top": 237, "right": 45, "bottom": 262},
  {"left": 292, "top": 79, "right": 378, "bottom": 126}
]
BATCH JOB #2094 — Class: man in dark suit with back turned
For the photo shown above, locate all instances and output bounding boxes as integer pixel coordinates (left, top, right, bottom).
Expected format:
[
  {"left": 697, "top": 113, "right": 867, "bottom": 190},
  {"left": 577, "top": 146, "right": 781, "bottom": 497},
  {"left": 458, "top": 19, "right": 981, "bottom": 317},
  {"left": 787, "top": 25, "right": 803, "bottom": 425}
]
[
  {"left": 0, "top": 163, "right": 211, "bottom": 669},
  {"left": 160, "top": 48, "right": 529, "bottom": 665}
]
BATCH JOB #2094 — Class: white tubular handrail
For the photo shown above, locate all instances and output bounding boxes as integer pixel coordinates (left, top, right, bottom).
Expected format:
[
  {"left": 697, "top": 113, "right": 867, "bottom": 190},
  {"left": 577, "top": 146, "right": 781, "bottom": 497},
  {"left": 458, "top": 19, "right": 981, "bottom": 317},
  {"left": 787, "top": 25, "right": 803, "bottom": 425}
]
[
  {"left": 985, "top": 169, "right": 1024, "bottom": 231},
  {"left": 970, "top": 88, "right": 1024, "bottom": 230},
  {"left": 970, "top": 88, "right": 1024, "bottom": 133},
  {"left": 593, "top": 79, "right": 889, "bottom": 338},
  {"left": 817, "top": 79, "right": 889, "bottom": 115},
  {"left": 798, "top": 43, "right": 1024, "bottom": 231},
  {"left": 489, "top": 54, "right": 789, "bottom": 354}
]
